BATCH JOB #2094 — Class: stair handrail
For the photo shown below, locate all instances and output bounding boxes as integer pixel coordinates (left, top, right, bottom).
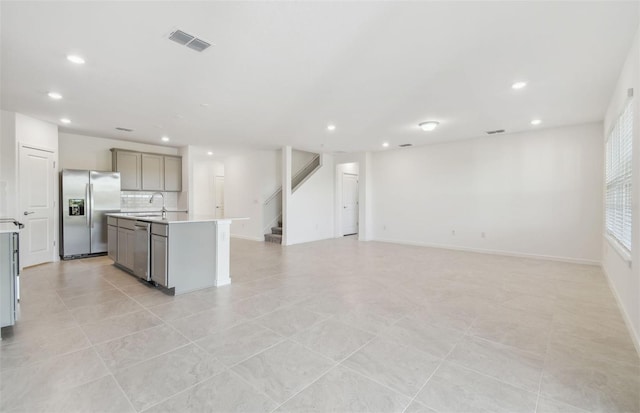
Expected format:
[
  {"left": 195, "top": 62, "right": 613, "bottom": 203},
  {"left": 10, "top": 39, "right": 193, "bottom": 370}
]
[
  {"left": 262, "top": 153, "right": 321, "bottom": 206},
  {"left": 292, "top": 154, "right": 321, "bottom": 192}
]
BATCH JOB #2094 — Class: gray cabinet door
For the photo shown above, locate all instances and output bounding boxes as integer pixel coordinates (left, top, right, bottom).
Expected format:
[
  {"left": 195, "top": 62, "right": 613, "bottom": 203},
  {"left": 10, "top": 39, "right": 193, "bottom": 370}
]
[
  {"left": 0, "top": 233, "right": 17, "bottom": 328},
  {"left": 164, "top": 156, "right": 182, "bottom": 192},
  {"left": 117, "top": 227, "right": 134, "bottom": 269},
  {"left": 107, "top": 225, "right": 118, "bottom": 262},
  {"left": 151, "top": 234, "right": 168, "bottom": 287},
  {"left": 142, "top": 154, "right": 164, "bottom": 191},
  {"left": 114, "top": 151, "right": 141, "bottom": 190}
]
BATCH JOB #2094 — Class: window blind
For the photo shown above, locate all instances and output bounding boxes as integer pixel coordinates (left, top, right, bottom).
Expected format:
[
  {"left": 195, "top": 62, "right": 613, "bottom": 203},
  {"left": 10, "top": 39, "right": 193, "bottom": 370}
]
[{"left": 606, "top": 99, "right": 633, "bottom": 253}]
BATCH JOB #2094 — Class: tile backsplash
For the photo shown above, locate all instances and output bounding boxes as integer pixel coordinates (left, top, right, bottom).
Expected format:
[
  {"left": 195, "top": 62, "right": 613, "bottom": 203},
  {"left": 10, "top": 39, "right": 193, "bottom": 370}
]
[{"left": 120, "top": 191, "right": 179, "bottom": 212}]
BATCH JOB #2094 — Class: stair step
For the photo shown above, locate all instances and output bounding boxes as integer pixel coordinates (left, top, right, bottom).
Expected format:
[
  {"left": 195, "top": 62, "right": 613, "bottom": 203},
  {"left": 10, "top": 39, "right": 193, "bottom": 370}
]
[
  {"left": 271, "top": 227, "right": 282, "bottom": 235},
  {"left": 264, "top": 233, "right": 282, "bottom": 244}
]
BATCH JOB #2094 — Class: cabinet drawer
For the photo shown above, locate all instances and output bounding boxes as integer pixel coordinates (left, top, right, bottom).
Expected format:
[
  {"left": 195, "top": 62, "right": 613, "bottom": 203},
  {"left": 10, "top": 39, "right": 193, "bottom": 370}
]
[
  {"left": 107, "top": 217, "right": 118, "bottom": 226},
  {"left": 118, "top": 218, "right": 136, "bottom": 230},
  {"left": 151, "top": 223, "right": 168, "bottom": 236}
]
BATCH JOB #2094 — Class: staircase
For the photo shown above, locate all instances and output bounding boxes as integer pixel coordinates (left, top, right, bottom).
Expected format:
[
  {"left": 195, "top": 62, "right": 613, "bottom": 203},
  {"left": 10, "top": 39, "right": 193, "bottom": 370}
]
[
  {"left": 263, "top": 151, "right": 321, "bottom": 245},
  {"left": 264, "top": 222, "right": 282, "bottom": 244}
]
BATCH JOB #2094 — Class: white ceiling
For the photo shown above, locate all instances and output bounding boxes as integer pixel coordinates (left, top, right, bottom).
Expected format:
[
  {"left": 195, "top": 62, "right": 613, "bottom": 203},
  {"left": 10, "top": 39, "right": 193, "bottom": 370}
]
[{"left": 1, "top": 1, "right": 638, "bottom": 154}]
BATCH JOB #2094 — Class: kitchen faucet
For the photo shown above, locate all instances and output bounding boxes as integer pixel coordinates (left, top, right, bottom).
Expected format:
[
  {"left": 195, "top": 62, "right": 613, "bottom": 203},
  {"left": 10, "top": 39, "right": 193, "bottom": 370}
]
[{"left": 149, "top": 192, "right": 167, "bottom": 219}]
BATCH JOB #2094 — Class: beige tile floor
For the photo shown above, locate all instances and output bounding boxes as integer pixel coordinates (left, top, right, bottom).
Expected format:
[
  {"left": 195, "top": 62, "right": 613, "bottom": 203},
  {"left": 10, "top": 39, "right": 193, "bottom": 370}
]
[{"left": 1, "top": 237, "right": 639, "bottom": 413}]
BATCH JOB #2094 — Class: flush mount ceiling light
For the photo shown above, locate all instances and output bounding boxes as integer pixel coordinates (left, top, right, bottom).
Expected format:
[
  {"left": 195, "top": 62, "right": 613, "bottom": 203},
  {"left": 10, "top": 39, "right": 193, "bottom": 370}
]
[
  {"left": 60, "top": 118, "right": 71, "bottom": 124},
  {"left": 47, "top": 92, "right": 62, "bottom": 100},
  {"left": 511, "top": 81, "right": 527, "bottom": 90},
  {"left": 207, "top": 151, "right": 213, "bottom": 156},
  {"left": 327, "top": 124, "right": 336, "bottom": 131},
  {"left": 419, "top": 121, "right": 439, "bottom": 131},
  {"left": 66, "top": 55, "right": 85, "bottom": 64},
  {"left": 531, "top": 119, "right": 542, "bottom": 125},
  {"left": 382, "top": 142, "right": 389, "bottom": 147},
  {"left": 161, "top": 136, "right": 170, "bottom": 142}
]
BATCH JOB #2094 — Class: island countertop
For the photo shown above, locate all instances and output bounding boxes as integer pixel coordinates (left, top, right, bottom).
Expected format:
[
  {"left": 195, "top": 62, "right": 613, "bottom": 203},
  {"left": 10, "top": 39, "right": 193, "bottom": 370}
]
[
  {"left": 0, "top": 223, "right": 21, "bottom": 234},
  {"left": 107, "top": 212, "right": 248, "bottom": 224}
]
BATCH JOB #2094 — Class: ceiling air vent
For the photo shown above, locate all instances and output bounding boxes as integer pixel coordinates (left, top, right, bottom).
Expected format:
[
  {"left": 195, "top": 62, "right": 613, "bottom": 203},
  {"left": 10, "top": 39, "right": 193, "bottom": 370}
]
[
  {"left": 168, "top": 29, "right": 212, "bottom": 52},
  {"left": 187, "top": 38, "right": 211, "bottom": 52},
  {"left": 115, "top": 127, "right": 133, "bottom": 132},
  {"left": 485, "top": 129, "right": 506, "bottom": 135},
  {"left": 399, "top": 143, "right": 413, "bottom": 147},
  {"left": 169, "top": 30, "right": 194, "bottom": 45}
]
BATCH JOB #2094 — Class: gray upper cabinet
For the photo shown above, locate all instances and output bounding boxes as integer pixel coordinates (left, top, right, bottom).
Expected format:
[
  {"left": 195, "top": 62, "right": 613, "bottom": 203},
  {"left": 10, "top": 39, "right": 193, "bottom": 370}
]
[
  {"left": 164, "top": 156, "right": 182, "bottom": 192},
  {"left": 142, "top": 154, "right": 164, "bottom": 191},
  {"left": 111, "top": 149, "right": 182, "bottom": 192},
  {"left": 112, "top": 150, "right": 142, "bottom": 190}
]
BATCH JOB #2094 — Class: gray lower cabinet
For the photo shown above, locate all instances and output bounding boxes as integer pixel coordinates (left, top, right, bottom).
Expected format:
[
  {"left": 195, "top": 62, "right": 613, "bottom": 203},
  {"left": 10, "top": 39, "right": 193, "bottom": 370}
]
[
  {"left": 151, "top": 234, "right": 168, "bottom": 287},
  {"left": 0, "top": 232, "right": 18, "bottom": 330},
  {"left": 107, "top": 225, "right": 118, "bottom": 261},
  {"left": 117, "top": 227, "right": 135, "bottom": 270}
]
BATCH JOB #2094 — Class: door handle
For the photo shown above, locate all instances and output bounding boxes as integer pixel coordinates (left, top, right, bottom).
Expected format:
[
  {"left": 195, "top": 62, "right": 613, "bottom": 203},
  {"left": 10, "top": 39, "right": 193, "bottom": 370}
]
[{"left": 23, "top": 211, "right": 35, "bottom": 215}]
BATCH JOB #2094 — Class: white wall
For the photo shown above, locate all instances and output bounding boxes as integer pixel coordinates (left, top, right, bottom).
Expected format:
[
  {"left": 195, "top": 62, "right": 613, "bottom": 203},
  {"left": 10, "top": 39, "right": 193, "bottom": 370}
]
[
  {"left": 371, "top": 122, "right": 604, "bottom": 264},
  {"left": 192, "top": 158, "right": 224, "bottom": 216},
  {"left": 602, "top": 26, "right": 640, "bottom": 350},
  {"left": 58, "top": 132, "right": 178, "bottom": 171},
  {"left": 287, "top": 154, "right": 335, "bottom": 245},
  {"left": 4, "top": 112, "right": 60, "bottom": 262},
  {"left": 0, "top": 111, "right": 17, "bottom": 218},
  {"left": 225, "top": 150, "right": 281, "bottom": 241},
  {"left": 334, "top": 152, "right": 374, "bottom": 241}
]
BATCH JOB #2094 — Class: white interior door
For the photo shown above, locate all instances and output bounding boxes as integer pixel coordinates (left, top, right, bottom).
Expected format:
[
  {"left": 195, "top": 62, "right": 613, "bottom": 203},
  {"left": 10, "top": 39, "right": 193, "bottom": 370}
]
[
  {"left": 20, "top": 146, "right": 55, "bottom": 267},
  {"left": 342, "top": 173, "right": 358, "bottom": 235},
  {"left": 214, "top": 176, "right": 225, "bottom": 218}
]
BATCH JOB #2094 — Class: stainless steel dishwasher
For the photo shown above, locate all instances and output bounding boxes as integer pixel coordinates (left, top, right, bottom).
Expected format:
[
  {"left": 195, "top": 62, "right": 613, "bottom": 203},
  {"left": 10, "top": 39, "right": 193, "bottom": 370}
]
[{"left": 133, "top": 221, "right": 151, "bottom": 281}]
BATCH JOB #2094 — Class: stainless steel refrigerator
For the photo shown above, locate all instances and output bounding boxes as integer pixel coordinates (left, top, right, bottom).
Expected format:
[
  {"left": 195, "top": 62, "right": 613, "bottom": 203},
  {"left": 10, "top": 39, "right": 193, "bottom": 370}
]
[{"left": 60, "top": 170, "right": 121, "bottom": 259}]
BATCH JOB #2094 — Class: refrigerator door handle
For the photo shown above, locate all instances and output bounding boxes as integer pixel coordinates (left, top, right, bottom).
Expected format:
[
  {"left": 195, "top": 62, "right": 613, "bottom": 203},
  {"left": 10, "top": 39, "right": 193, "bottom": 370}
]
[
  {"left": 85, "top": 184, "right": 91, "bottom": 227},
  {"left": 89, "top": 184, "right": 95, "bottom": 229}
]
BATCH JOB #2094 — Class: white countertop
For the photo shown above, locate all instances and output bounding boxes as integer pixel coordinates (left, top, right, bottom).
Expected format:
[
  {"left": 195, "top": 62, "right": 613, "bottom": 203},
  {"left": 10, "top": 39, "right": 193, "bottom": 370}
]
[
  {"left": 107, "top": 212, "right": 248, "bottom": 224},
  {"left": 0, "top": 223, "right": 21, "bottom": 234}
]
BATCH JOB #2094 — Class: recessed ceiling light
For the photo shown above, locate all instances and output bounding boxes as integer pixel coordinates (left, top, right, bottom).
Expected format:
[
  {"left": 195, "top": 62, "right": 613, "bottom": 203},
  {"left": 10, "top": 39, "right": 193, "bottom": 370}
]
[
  {"left": 327, "top": 124, "right": 336, "bottom": 131},
  {"left": 382, "top": 142, "right": 389, "bottom": 147},
  {"left": 512, "top": 81, "right": 527, "bottom": 90},
  {"left": 60, "top": 118, "right": 71, "bottom": 124},
  {"left": 66, "top": 55, "right": 85, "bottom": 64},
  {"left": 161, "top": 136, "right": 170, "bottom": 142},
  {"left": 419, "top": 121, "right": 439, "bottom": 131},
  {"left": 207, "top": 151, "right": 213, "bottom": 156},
  {"left": 531, "top": 119, "right": 542, "bottom": 125},
  {"left": 47, "top": 92, "right": 63, "bottom": 100}
]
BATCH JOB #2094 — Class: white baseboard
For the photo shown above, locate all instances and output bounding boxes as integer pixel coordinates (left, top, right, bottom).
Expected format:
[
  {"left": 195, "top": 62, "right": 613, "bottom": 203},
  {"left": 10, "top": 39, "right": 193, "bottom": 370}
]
[
  {"left": 601, "top": 264, "right": 640, "bottom": 357},
  {"left": 371, "top": 238, "right": 601, "bottom": 266},
  {"left": 231, "top": 234, "right": 264, "bottom": 242}
]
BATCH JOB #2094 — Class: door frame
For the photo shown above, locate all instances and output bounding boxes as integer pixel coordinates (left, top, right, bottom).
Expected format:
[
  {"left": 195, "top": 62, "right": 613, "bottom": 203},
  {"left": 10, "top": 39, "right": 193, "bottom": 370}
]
[
  {"left": 341, "top": 172, "right": 359, "bottom": 236},
  {"left": 334, "top": 162, "right": 361, "bottom": 238},
  {"left": 18, "top": 144, "right": 57, "bottom": 268},
  {"left": 214, "top": 175, "right": 225, "bottom": 218}
]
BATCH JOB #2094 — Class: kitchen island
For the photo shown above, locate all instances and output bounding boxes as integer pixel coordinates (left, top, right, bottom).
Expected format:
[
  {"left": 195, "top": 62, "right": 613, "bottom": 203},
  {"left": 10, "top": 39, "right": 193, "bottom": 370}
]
[{"left": 106, "top": 212, "right": 246, "bottom": 295}]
